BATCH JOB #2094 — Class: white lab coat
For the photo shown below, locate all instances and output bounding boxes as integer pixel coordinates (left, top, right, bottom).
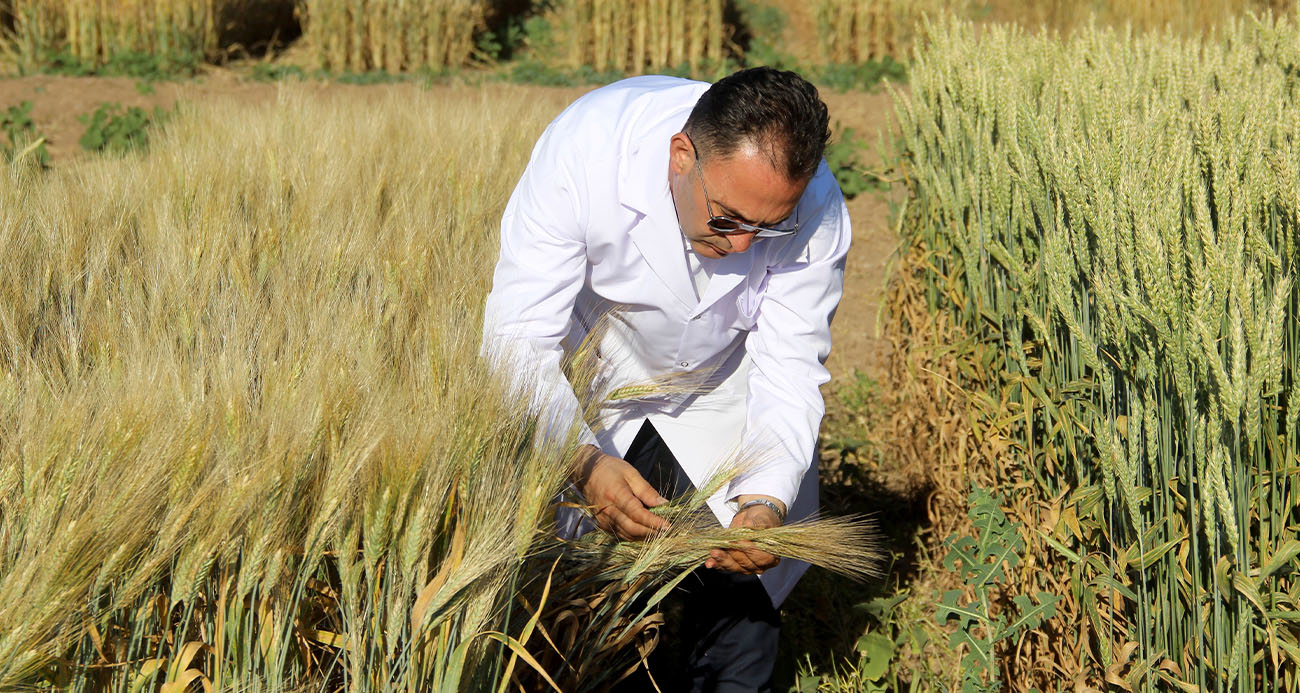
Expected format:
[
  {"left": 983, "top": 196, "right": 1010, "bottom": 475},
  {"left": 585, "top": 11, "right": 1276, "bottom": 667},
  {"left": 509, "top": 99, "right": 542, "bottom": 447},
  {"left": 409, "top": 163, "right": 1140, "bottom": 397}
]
[{"left": 483, "top": 76, "right": 851, "bottom": 606}]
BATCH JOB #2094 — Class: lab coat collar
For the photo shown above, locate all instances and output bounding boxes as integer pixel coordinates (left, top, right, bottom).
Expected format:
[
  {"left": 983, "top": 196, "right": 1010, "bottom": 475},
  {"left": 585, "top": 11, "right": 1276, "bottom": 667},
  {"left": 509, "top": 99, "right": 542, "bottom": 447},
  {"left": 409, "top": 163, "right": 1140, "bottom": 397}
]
[
  {"left": 693, "top": 249, "right": 753, "bottom": 317},
  {"left": 621, "top": 131, "right": 698, "bottom": 309},
  {"left": 620, "top": 130, "right": 753, "bottom": 315}
]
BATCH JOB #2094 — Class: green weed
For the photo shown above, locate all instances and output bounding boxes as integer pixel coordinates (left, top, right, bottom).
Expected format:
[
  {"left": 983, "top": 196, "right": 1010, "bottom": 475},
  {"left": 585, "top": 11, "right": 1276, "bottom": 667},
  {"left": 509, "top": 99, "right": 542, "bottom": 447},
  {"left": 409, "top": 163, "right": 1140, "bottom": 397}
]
[
  {"left": 1, "top": 101, "right": 49, "bottom": 167},
  {"left": 249, "top": 62, "right": 308, "bottom": 82},
  {"left": 825, "top": 125, "right": 887, "bottom": 201},
  {"left": 19, "top": 47, "right": 201, "bottom": 80},
  {"left": 735, "top": 0, "right": 799, "bottom": 69},
  {"left": 936, "top": 486, "right": 1060, "bottom": 691},
  {"left": 817, "top": 57, "right": 907, "bottom": 92},
  {"left": 78, "top": 103, "right": 171, "bottom": 155},
  {"left": 793, "top": 593, "right": 914, "bottom": 692}
]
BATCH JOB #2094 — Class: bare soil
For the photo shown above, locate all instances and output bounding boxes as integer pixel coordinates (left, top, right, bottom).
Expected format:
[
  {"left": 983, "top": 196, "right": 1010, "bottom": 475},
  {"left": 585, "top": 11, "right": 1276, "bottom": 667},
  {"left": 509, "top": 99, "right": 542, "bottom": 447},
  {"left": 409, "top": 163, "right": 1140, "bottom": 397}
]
[{"left": 819, "top": 88, "right": 901, "bottom": 381}]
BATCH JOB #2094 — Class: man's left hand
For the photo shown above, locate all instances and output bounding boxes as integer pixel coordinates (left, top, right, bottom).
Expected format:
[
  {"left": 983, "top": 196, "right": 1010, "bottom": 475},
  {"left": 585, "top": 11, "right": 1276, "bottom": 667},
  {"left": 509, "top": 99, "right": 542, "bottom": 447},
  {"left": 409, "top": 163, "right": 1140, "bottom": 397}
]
[{"left": 705, "top": 496, "right": 784, "bottom": 575}]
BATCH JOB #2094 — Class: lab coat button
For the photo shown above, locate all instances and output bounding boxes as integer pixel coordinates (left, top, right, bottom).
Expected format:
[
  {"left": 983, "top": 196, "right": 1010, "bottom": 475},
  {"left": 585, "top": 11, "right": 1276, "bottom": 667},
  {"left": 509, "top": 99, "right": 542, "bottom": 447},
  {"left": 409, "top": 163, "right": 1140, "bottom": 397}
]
[{"left": 679, "top": 361, "right": 689, "bottom": 368}]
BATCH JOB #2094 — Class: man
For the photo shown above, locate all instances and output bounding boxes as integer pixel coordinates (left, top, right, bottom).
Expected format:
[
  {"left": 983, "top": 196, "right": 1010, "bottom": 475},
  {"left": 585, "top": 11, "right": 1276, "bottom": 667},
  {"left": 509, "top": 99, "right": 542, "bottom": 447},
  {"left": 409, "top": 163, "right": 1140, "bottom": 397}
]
[{"left": 483, "top": 67, "right": 850, "bottom": 691}]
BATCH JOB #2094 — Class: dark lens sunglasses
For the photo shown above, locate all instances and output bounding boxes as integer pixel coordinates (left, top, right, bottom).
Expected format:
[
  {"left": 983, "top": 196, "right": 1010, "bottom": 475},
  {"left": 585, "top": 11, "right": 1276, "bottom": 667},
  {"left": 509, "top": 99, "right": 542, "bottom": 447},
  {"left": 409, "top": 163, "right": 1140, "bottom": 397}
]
[{"left": 687, "top": 134, "right": 799, "bottom": 239}]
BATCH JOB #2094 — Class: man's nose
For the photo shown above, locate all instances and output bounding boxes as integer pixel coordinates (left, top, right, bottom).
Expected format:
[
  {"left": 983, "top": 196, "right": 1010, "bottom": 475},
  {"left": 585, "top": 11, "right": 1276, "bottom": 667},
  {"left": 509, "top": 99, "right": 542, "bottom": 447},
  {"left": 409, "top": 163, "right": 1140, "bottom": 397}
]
[{"left": 728, "top": 231, "right": 757, "bottom": 253}]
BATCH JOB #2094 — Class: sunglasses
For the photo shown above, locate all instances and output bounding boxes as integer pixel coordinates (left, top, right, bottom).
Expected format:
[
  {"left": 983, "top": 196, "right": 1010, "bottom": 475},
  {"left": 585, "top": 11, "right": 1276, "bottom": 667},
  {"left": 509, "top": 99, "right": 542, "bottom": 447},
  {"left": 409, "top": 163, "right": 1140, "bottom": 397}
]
[{"left": 687, "top": 134, "right": 800, "bottom": 238}]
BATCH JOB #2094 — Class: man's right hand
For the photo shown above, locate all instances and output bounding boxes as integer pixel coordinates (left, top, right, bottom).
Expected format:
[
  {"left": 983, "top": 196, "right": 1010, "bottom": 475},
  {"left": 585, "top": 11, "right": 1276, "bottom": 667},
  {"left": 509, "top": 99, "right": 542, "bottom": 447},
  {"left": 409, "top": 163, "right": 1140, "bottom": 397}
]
[{"left": 572, "top": 444, "right": 670, "bottom": 540}]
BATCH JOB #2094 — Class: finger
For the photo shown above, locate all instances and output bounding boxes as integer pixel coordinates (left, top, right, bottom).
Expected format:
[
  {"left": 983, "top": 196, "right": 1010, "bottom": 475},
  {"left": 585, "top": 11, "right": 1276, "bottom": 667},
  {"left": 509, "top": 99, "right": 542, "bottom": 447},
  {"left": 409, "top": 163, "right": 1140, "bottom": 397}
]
[
  {"left": 623, "top": 469, "right": 670, "bottom": 508},
  {"left": 616, "top": 491, "right": 669, "bottom": 532},
  {"left": 729, "top": 537, "right": 777, "bottom": 566},
  {"left": 742, "top": 547, "right": 780, "bottom": 571},
  {"left": 708, "top": 549, "right": 743, "bottom": 573},
  {"left": 605, "top": 503, "right": 661, "bottom": 540},
  {"left": 592, "top": 505, "right": 624, "bottom": 536},
  {"left": 725, "top": 547, "right": 762, "bottom": 574},
  {"left": 716, "top": 547, "right": 760, "bottom": 574},
  {"left": 729, "top": 539, "right": 778, "bottom": 571},
  {"left": 595, "top": 482, "right": 666, "bottom": 535},
  {"left": 706, "top": 542, "right": 756, "bottom": 574},
  {"left": 593, "top": 503, "right": 637, "bottom": 539}
]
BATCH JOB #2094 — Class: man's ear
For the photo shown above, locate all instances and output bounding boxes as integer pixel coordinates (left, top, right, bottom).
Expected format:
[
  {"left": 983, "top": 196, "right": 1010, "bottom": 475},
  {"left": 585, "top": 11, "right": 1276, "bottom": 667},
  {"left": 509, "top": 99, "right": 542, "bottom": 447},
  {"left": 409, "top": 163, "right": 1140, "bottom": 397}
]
[{"left": 668, "top": 132, "right": 694, "bottom": 176}]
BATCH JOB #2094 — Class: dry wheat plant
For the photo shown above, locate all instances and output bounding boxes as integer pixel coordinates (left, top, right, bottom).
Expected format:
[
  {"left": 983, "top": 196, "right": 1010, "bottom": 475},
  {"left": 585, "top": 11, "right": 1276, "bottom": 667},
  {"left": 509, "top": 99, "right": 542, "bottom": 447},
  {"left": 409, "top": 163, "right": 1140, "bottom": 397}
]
[
  {"left": 894, "top": 12, "right": 1300, "bottom": 690},
  {"left": 0, "top": 0, "right": 488, "bottom": 73},
  {"left": 294, "top": 0, "right": 487, "bottom": 72},
  {"left": 815, "top": 0, "right": 949, "bottom": 63},
  {"left": 976, "top": 0, "right": 1293, "bottom": 35},
  {"left": 815, "top": 0, "right": 1293, "bottom": 65},
  {"left": 538, "top": 0, "right": 726, "bottom": 74},
  {"left": 0, "top": 85, "right": 878, "bottom": 690},
  {"left": 272, "top": 0, "right": 730, "bottom": 75},
  {"left": 0, "top": 0, "right": 265, "bottom": 70}
]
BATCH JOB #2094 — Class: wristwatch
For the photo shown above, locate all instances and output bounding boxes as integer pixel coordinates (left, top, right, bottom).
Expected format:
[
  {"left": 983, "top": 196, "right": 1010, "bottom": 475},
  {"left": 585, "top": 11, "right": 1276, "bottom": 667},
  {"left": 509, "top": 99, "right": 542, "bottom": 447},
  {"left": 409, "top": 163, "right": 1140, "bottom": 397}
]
[{"left": 737, "top": 498, "right": 785, "bottom": 523}]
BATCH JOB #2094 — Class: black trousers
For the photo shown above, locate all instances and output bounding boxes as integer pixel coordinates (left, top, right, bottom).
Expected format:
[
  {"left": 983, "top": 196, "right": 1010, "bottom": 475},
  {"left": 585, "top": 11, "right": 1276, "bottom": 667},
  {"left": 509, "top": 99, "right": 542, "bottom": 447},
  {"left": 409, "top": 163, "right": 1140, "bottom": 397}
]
[{"left": 613, "top": 420, "right": 780, "bottom": 693}]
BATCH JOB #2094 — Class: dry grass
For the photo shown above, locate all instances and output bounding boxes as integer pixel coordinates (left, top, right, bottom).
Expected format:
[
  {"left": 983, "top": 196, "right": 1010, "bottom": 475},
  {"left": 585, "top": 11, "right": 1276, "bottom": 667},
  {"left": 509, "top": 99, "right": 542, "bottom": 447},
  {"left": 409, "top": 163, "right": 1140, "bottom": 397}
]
[
  {"left": 2, "top": 0, "right": 1293, "bottom": 77},
  {"left": 0, "top": 82, "right": 552, "bottom": 689}
]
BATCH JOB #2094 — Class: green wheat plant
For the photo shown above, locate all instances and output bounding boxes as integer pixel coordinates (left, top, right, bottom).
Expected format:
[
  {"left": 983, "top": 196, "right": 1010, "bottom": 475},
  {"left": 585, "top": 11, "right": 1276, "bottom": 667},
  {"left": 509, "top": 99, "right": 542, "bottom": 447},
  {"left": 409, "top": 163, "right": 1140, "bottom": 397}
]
[{"left": 896, "top": 12, "right": 1300, "bottom": 690}]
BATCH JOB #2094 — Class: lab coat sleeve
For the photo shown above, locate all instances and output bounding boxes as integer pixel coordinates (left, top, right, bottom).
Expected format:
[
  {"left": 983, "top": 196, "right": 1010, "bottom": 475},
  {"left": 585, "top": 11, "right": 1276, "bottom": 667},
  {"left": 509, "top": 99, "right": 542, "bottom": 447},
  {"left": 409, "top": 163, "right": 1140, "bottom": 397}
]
[
  {"left": 727, "top": 169, "right": 851, "bottom": 510},
  {"left": 482, "top": 118, "right": 600, "bottom": 450}
]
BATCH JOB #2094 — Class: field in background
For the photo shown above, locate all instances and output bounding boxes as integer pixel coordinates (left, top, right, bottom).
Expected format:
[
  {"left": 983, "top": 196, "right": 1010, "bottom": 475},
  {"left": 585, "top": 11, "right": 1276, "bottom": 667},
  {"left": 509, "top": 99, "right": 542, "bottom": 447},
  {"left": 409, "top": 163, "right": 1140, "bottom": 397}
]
[{"left": 1, "top": 0, "right": 1294, "bottom": 79}]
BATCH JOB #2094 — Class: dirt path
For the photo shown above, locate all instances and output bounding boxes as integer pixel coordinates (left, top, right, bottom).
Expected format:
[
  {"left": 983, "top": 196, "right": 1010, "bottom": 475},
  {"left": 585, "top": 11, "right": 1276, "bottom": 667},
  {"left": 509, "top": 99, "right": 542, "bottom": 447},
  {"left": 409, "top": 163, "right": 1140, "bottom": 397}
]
[
  {"left": 0, "top": 72, "right": 899, "bottom": 381},
  {"left": 819, "top": 88, "right": 901, "bottom": 381}
]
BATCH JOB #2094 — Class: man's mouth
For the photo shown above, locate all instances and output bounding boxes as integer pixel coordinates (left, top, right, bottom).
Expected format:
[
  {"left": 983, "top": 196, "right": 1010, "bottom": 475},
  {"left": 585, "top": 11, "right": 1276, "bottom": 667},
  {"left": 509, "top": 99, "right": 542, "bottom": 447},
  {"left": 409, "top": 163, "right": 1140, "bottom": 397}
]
[{"left": 702, "top": 240, "right": 728, "bottom": 255}]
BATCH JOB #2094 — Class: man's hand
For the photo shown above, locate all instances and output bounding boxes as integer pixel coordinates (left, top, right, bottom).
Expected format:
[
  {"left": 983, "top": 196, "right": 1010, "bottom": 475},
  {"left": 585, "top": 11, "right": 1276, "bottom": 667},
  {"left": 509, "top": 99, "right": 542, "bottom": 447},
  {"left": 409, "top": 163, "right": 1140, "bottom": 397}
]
[
  {"left": 572, "top": 444, "right": 670, "bottom": 540},
  {"left": 705, "top": 495, "right": 785, "bottom": 575}
]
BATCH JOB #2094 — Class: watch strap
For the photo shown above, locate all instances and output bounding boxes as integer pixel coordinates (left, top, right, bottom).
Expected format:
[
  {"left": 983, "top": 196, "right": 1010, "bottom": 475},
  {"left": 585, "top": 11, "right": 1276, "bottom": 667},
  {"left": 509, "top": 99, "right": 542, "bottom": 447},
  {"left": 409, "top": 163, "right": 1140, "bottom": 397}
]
[{"left": 737, "top": 498, "right": 785, "bottom": 523}]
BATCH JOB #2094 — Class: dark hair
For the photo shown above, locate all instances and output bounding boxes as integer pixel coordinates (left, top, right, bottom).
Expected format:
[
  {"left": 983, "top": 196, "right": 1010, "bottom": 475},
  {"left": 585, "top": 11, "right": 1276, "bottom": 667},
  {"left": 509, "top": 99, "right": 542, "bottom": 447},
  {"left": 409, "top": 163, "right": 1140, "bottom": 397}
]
[{"left": 683, "top": 67, "right": 830, "bottom": 183}]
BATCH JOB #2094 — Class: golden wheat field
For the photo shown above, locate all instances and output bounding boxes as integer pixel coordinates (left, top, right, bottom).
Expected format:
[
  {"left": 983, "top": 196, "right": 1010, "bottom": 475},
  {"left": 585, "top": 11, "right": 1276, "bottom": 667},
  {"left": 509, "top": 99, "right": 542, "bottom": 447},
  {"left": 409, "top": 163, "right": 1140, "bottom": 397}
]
[{"left": 0, "top": 83, "right": 880, "bottom": 691}]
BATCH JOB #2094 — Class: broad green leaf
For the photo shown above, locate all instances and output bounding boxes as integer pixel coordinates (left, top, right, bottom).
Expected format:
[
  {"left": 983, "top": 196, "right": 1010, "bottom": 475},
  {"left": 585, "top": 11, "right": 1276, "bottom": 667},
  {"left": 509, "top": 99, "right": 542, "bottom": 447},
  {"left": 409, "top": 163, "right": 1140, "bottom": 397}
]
[
  {"left": 937, "top": 589, "right": 986, "bottom": 630},
  {"left": 1005, "top": 592, "right": 1062, "bottom": 638},
  {"left": 855, "top": 632, "right": 895, "bottom": 679},
  {"left": 852, "top": 592, "right": 908, "bottom": 620}
]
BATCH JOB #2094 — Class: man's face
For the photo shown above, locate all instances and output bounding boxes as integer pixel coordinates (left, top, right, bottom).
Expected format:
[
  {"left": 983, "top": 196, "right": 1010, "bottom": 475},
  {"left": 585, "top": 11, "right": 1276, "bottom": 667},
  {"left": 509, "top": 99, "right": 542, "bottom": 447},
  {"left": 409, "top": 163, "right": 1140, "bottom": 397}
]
[{"left": 668, "top": 132, "right": 806, "bottom": 260}]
